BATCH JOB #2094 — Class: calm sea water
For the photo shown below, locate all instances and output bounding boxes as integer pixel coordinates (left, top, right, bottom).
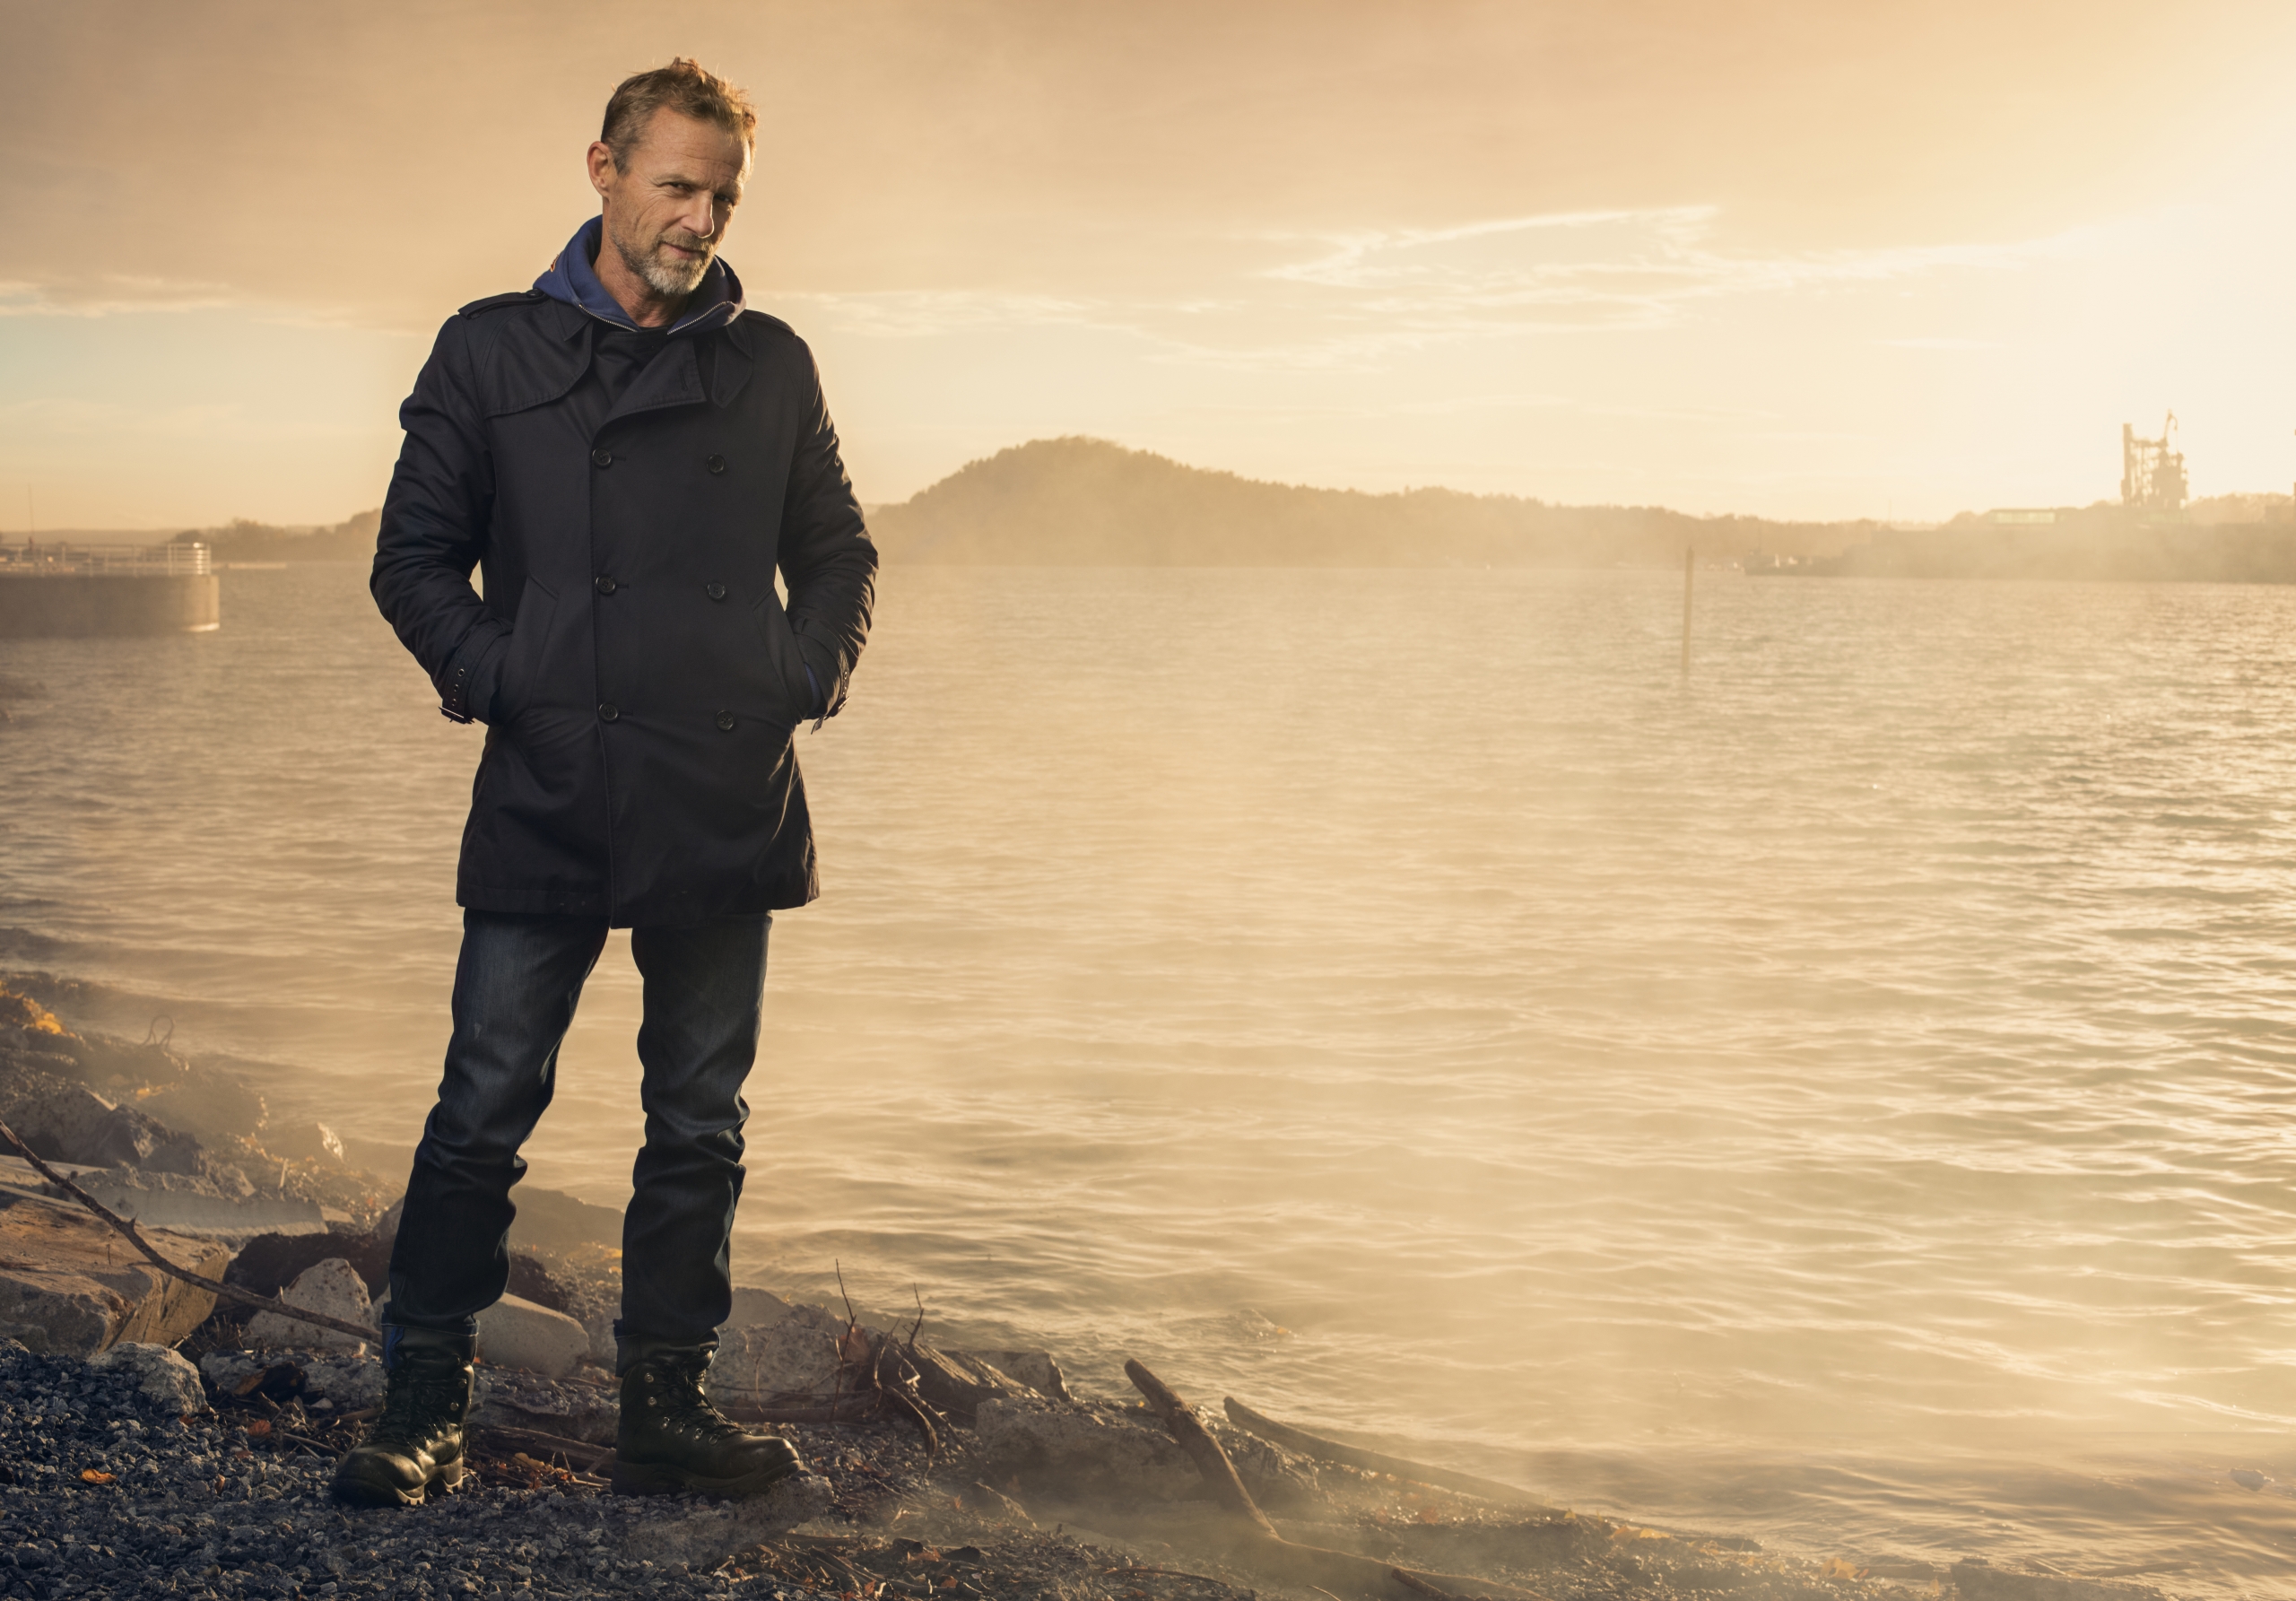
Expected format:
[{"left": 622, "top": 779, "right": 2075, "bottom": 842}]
[{"left": 6, "top": 563, "right": 2296, "bottom": 1590}]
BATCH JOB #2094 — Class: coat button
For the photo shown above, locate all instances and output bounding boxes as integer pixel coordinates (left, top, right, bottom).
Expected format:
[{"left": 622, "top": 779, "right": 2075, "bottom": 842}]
[
  {"left": 594, "top": 575, "right": 617, "bottom": 595},
  {"left": 706, "top": 454, "right": 726, "bottom": 474},
  {"left": 591, "top": 448, "right": 613, "bottom": 468},
  {"left": 705, "top": 581, "right": 726, "bottom": 601},
  {"left": 597, "top": 702, "right": 620, "bottom": 723},
  {"left": 715, "top": 709, "right": 735, "bottom": 731}
]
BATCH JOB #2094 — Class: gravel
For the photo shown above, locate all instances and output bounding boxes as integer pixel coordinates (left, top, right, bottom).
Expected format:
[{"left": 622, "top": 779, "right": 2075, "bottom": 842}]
[
  {"left": 0, "top": 1337, "right": 1269, "bottom": 1601},
  {"left": 0, "top": 1337, "right": 825, "bottom": 1601},
  {"left": 2, "top": 1334, "right": 1994, "bottom": 1601}
]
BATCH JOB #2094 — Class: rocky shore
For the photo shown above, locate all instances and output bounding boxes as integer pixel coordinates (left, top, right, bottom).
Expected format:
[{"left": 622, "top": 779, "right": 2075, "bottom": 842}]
[{"left": 0, "top": 980, "right": 2168, "bottom": 1601}]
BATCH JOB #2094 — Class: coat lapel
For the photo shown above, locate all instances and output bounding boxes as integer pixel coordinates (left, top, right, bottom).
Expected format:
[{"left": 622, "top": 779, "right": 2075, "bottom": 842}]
[
  {"left": 600, "top": 338, "right": 707, "bottom": 431},
  {"left": 713, "top": 318, "right": 756, "bottom": 409}
]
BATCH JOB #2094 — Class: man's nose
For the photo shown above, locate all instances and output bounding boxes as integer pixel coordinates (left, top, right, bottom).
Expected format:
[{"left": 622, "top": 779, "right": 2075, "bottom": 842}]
[{"left": 683, "top": 194, "right": 718, "bottom": 239}]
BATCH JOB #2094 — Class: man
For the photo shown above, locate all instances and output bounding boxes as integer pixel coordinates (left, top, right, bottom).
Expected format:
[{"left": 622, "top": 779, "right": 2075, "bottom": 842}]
[{"left": 344, "top": 58, "right": 877, "bottom": 1507}]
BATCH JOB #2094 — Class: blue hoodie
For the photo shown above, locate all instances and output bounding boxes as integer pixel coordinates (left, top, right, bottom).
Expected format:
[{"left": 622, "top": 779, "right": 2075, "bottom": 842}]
[{"left": 533, "top": 216, "right": 746, "bottom": 336}]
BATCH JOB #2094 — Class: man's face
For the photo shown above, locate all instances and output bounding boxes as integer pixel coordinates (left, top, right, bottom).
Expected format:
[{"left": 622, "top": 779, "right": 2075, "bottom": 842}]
[{"left": 589, "top": 108, "right": 750, "bottom": 300}]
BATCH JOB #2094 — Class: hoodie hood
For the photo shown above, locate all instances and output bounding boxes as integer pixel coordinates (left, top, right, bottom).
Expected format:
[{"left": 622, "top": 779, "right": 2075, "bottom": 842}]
[{"left": 534, "top": 215, "right": 744, "bottom": 337}]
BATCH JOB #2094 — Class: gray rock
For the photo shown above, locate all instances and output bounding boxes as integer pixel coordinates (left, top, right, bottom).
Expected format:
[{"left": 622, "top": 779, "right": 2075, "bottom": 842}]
[
  {"left": 726, "top": 1284, "right": 795, "bottom": 1328},
  {"left": 970, "top": 1346, "right": 1071, "bottom": 1401},
  {"left": 0, "top": 1192, "right": 229, "bottom": 1355},
  {"left": 247, "top": 1257, "right": 372, "bottom": 1353},
  {"left": 262, "top": 1119, "right": 345, "bottom": 1164},
  {"left": 373, "top": 1290, "right": 592, "bottom": 1378},
  {"left": 583, "top": 1310, "right": 617, "bottom": 1368},
  {"left": 370, "top": 1194, "right": 404, "bottom": 1248},
  {"left": 302, "top": 1353, "right": 387, "bottom": 1409},
  {"left": 976, "top": 1395, "right": 1318, "bottom": 1508},
  {"left": 199, "top": 1348, "right": 272, "bottom": 1394},
  {"left": 128, "top": 1063, "right": 267, "bottom": 1144},
  {"left": 1951, "top": 1560, "right": 2166, "bottom": 1601},
  {"left": 73, "top": 1166, "right": 323, "bottom": 1235},
  {"left": 611, "top": 1471, "right": 834, "bottom": 1564},
  {"left": 703, "top": 1299, "right": 849, "bottom": 1405},
  {"left": 88, "top": 1340, "right": 206, "bottom": 1414},
  {"left": 471, "top": 1368, "right": 620, "bottom": 1444},
  {"left": 476, "top": 1292, "right": 589, "bottom": 1377},
  {"left": 200, "top": 1347, "right": 389, "bottom": 1411},
  {"left": 507, "top": 1185, "right": 622, "bottom": 1254},
  {"left": 369, "top": 1183, "right": 616, "bottom": 1257},
  {"left": 0, "top": 1066, "right": 204, "bottom": 1173},
  {"left": 976, "top": 1396, "right": 1198, "bottom": 1501}
]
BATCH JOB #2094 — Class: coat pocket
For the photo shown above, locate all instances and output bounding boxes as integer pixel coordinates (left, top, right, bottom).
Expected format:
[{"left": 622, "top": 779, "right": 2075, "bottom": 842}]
[
  {"left": 749, "top": 590, "right": 814, "bottom": 726},
  {"left": 493, "top": 576, "right": 559, "bottom": 723}
]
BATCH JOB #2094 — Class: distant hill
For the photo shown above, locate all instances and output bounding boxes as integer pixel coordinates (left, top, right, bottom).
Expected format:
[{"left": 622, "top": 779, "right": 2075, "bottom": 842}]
[{"left": 869, "top": 437, "right": 1877, "bottom": 567}]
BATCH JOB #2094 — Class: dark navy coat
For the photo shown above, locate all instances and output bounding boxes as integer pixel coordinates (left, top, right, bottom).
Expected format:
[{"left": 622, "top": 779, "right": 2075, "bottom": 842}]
[{"left": 370, "top": 291, "right": 878, "bottom": 927}]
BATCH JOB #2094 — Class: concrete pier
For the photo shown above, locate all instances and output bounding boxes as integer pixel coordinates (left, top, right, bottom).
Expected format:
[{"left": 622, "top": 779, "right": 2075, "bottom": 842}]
[{"left": 0, "top": 543, "right": 220, "bottom": 636}]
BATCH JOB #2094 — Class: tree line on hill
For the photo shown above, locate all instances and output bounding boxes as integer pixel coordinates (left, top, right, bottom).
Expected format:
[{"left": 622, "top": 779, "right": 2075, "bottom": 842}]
[
  {"left": 170, "top": 437, "right": 2274, "bottom": 572},
  {"left": 170, "top": 509, "right": 380, "bottom": 562},
  {"left": 868, "top": 437, "right": 1874, "bottom": 566}
]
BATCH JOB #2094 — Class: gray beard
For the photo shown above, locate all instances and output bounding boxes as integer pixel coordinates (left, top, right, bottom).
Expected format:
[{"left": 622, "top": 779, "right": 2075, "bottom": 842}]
[{"left": 612, "top": 226, "right": 712, "bottom": 300}]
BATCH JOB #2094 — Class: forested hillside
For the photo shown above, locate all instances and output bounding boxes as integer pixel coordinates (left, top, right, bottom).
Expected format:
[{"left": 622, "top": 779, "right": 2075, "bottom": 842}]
[{"left": 871, "top": 438, "right": 1874, "bottom": 566}]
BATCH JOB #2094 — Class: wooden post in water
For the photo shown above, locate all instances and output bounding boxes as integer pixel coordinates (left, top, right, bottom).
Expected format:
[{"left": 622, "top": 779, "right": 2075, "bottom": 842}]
[{"left": 1680, "top": 544, "right": 1694, "bottom": 677}]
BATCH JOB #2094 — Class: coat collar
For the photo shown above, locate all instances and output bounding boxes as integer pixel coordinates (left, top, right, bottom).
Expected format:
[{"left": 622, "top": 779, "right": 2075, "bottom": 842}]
[{"left": 534, "top": 216, "right": 744, "bottom": 337}]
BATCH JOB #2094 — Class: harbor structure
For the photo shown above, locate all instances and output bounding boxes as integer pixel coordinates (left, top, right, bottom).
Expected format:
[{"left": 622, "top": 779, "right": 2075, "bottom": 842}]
[
  {"left": 1749, "top": 416, "right": 2296, "bottom": 582},
  {"left": 0, "top": 541, "right": 220, "bottom": 636},
  {"left": 2120, "top": 413, "right": 2187, "bottom": 516}
]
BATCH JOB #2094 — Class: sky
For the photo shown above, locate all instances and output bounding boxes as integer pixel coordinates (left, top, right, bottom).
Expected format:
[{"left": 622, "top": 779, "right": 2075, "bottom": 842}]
[{"left": 4, "top": 0, "right": 2294, "bottom": 530}]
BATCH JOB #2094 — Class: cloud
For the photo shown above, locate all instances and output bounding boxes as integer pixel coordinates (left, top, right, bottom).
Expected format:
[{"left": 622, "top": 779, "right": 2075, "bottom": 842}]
[
  {"left": 786, "top": 206, "right": 2052, "bottom": 372},
  {"left": 0, "top": 276, "right": 244, "bottom": 318},
  {"left": 1879, "top": 336, "right": 1999, "bottom": 351}
]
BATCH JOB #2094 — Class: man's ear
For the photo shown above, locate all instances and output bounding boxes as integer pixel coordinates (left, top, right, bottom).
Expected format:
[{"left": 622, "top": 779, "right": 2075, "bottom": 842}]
[{"left": 587, "top": 141, "right": 619, "bottom": 197}]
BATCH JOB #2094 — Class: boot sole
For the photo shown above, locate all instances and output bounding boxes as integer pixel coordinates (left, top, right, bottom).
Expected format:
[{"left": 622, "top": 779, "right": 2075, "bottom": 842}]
[
  {"left": 609, "top": 1457, "right": 800, "bottom": 1499},
  {"left": 331, "top": 1455, "right": 466, "bottom": 1509}
]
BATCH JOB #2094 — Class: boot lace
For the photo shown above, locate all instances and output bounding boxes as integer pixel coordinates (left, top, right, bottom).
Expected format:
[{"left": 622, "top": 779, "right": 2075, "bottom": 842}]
[
  {"left": 367, "top": 1362, "right": 463, "bottom": 1452},
  {"left": 646, "top": 1356, "right": 747, "bottom": 1442}
]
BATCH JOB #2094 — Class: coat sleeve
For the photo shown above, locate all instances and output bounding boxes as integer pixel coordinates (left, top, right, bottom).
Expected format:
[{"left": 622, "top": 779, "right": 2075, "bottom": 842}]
[
  {"left": 778, "top": 351, "right": 879, "bottom": 722},
  {"left": 370, "top": 314, "right": 511, "bottom": 724}
]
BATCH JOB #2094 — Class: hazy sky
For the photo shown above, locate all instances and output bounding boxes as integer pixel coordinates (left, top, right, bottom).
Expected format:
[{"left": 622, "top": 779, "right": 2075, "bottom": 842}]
[{"left": 4, "top": 0, "right": 2294, "bottom": 528}]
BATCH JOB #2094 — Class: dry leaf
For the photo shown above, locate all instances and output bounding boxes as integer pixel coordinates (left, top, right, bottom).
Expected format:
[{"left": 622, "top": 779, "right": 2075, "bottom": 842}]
[
  {"left": 1417, "top": 1507, "right": 1443, "bottom": 1524},
  {"left": 1821, "top": 1558, "right": 1865, "bottom": 1579},
  {"left": 244, "top": 1420, "right": 272, "bottom": 1438},
  {"left": 80, "top": 1470, "right": 116, "bottom": 1485}
]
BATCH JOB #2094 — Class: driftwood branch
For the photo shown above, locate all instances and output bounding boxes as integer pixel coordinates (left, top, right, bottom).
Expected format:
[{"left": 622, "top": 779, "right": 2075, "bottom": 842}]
[
  {"left": 1223, "top": 1397, "right": 1548, "bottom": 1507},
  {"left": 0, "top": 1117, "right": 379, "bottom": 1346},
  {"left": 471, "top": 1423, "right": 615, "bottom": 1474},
  {"left": 870, "top": 1328, "right": 944, "bottom": 1462},
  {"left": 1125, "top": 1359, "right": 1279, "bottom": 1536},
  {"left": 1125, "top": 1360, "right": 1544, "bottom": 1601}
]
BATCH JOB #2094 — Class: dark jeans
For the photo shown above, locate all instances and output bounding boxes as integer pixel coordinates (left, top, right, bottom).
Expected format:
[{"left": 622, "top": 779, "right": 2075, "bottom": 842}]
[{"left": 386, "top": 909, "right": 769, "bottom": 1362}]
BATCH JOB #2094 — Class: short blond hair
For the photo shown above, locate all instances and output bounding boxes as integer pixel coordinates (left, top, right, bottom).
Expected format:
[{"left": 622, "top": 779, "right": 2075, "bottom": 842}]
[{"left": 601, "top": 58, "right": 757, "bottom": 168}]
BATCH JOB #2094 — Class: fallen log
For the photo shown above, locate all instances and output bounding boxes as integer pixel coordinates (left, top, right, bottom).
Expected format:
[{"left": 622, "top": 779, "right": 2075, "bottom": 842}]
[
  {"left": 1126, "top": 1360, "right": 1545, "bottom": 1601},
  {"left": 0, "top": 1117, "right": 378, "bottom": 1346},
  {"left": 1222, "top": 1397, "right": 1549, "bottom": 1507}
]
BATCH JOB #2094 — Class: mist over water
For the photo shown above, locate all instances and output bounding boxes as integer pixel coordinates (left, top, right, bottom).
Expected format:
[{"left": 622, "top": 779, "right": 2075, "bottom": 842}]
[{"left": 6, "top": 564, "right": 2296, "bottom": 1590}]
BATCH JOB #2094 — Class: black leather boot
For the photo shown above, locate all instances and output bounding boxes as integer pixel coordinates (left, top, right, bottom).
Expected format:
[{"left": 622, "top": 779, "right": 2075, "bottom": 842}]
[
  {"left": 331, "top": 1326, "right": 475, "bottom": 1507},
  {"left": 613, "top": 1341, "right": 805, "bottom": 1497}
]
